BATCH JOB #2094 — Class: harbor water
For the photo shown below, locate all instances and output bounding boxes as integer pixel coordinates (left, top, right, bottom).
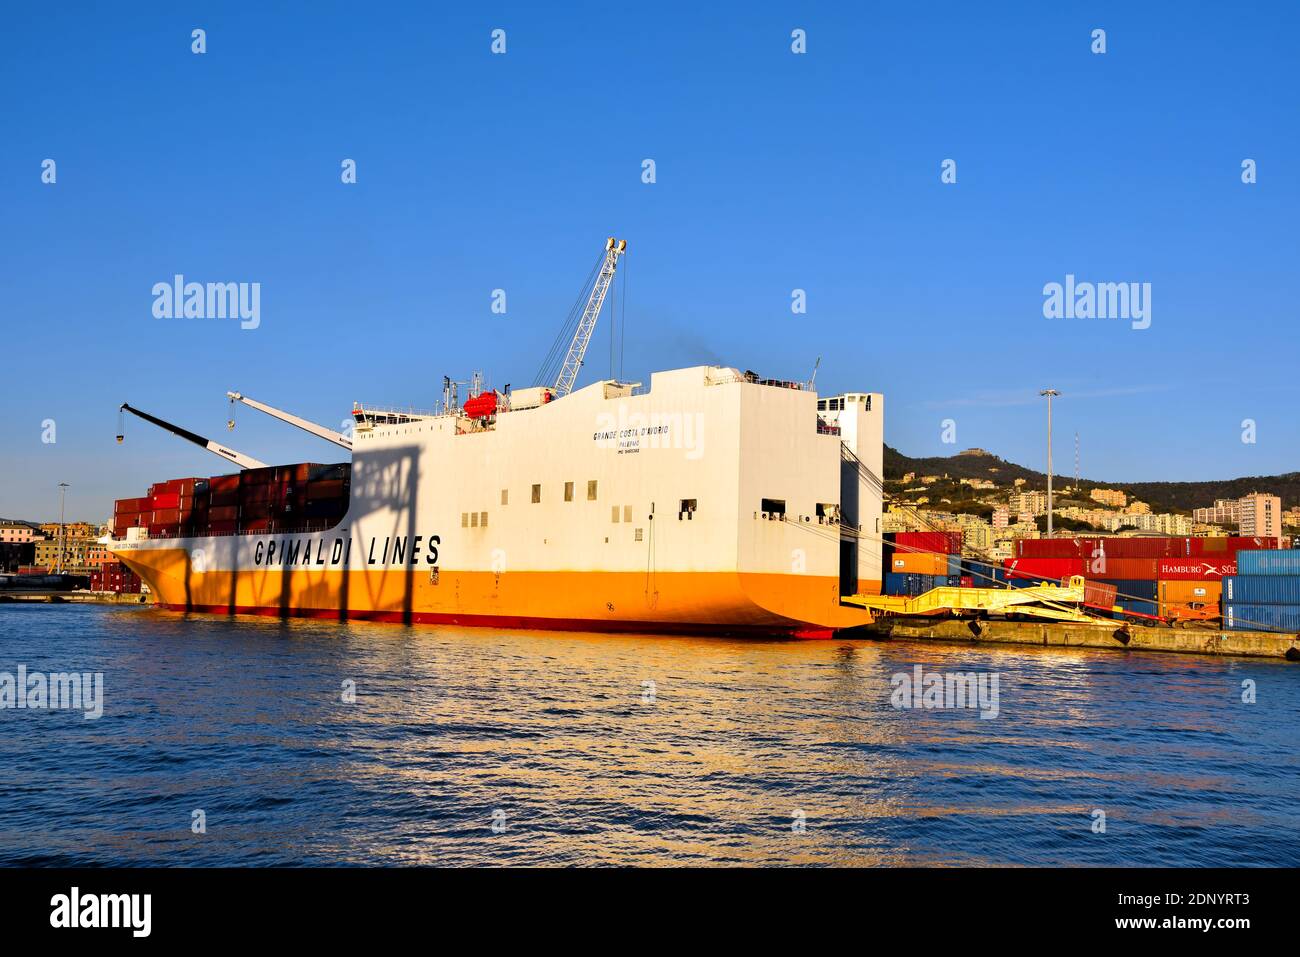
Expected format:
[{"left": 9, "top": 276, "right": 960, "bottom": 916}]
[{"left": 0, "top": 603, "right": 1296, "bottom": 866}]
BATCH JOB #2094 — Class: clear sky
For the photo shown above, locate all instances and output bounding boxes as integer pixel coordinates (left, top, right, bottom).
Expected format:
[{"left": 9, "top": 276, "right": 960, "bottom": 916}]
[{"left": 2, "top": 2, "right": 1296, "bottom": 521}]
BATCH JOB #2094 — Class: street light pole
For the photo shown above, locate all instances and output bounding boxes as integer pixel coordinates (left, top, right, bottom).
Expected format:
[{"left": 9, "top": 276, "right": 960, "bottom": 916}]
[
  {"left": 1039, "top": 391, "right": 1059, "bottom": 537},
  {"left": 57, "top": 482, "right": 69, "bottom": 574}
]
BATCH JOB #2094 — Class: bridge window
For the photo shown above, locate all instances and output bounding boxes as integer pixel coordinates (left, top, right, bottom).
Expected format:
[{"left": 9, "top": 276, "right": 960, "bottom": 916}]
[
  {"left": 588, "top": 480, "right": 598, "bottom": 500},
  {"left": 531, "top": 484, "right": 541, "bottom": 504},
  {"left": 564, "top": 481, "right": 574, "bottom": 502},
  {"left": 761, "top": 498, "right": 786, "bottom": 517}
]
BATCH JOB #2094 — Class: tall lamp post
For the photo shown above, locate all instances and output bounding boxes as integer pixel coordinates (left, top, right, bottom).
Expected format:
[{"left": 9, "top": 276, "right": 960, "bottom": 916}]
[
  {"left": 57, "top": 482, "right": 69, "bottom": 574},
  {"left": 1039, "top": 391, "right": 1059, "bottom": 537}
]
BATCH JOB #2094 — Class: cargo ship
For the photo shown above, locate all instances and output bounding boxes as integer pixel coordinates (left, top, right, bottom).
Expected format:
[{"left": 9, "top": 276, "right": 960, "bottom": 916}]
[{"left": 108, "top": 240, "right": 884, "bottom": 637}]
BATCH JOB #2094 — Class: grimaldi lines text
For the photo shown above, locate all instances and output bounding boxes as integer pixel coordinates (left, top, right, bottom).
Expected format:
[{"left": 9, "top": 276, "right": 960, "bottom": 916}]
[{"left": 109, "top": 366, "right": 885, "bottom": 637}]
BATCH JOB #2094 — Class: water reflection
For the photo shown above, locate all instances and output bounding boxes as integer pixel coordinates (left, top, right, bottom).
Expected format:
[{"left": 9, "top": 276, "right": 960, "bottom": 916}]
[{"left": 0, "top": 604, "right": 1296, "bottom": 866}]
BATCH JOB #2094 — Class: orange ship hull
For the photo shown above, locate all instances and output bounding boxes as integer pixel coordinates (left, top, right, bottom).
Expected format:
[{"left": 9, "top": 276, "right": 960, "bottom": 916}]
[{"left": 118, "top": 546, "right": 876, "bottom": 638}]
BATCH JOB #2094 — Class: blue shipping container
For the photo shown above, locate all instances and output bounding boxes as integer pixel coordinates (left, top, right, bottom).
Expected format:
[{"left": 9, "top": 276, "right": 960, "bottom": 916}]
[
  {"left": 1236, "top": 550, "right": 1300, "bottom": 576},
  {"left": 1114, "top": 598, "right": 1159, "bottom": 617},
  {"left": 1223, "top": 575, "right": 1300, "bottom": 604},
  {"left": 1097, "top": 579, "right": 1158, "bottom": 601},
  {"left": 883, "top": 573, "right": 960, "bottom": 597},
  {"left": 1224, "top": 603, "right": 1300, "bottom": 633}
]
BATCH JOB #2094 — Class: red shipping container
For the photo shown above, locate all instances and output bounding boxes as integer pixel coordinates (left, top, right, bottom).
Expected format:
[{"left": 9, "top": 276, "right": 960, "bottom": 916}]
[
  {"left": 1227, "top": 536, "right": 1281, "bottom": 552},
  {"left": 1094, "top": 537, "right": 1188, "bottom": 559},
  {"left": 1004, "top": 557, "right": 1085, "bottom": 580},
  {"left": 1016, "top": 538, "right": 1094, "bottom": 559},
  {"left": 211, "top": 474, "right": 240, "bottom": 492},
  {"left": 151, "top": 491, "right": 180, "bottom": 509},
  {"left": 1158, "top": 557, "right": 1237, "bottom": 580},
  {"left": 1187, "top": 537, "right": 1229, "bottom": 555},
  {"left": 895, "top": 531, "right": 959, "bottom": 555},
  {"left": 1092, "top": 557, "right": 1159, "bottom": 579},
  {"left": 306, "top": 480, "right": 347, "bottom": 502}
]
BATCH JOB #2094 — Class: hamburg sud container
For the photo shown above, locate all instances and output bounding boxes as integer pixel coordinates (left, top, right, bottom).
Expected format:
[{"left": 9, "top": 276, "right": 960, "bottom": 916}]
[
  {"left": 1236, "top": 549, "right": 1300, "bottom": 576},
  {"left": 1156, "top": 557, "right": 1236, "bottom": 580},
  {"left": 1223, "top": 575, "right": 1300, "bottom": 604}
]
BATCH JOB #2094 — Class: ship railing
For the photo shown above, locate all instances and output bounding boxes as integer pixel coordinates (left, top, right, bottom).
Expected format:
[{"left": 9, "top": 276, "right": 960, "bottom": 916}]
[{"left": 129, "top": 521, "right": 346, "bottom": 541}]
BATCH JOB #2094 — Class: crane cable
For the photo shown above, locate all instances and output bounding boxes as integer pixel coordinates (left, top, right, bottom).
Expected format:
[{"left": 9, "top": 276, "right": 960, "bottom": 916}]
[{"left": 533, "top": 249, "right": 605, "bottom": 389}]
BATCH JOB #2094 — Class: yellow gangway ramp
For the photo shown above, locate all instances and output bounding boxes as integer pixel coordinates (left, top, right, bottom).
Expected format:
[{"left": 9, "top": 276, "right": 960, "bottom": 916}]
[{"left": 844, "top": 576, "right": 1119, "bottom": 624}]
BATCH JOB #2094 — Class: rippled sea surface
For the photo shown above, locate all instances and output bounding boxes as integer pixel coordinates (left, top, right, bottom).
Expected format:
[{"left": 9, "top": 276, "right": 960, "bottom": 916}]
[{"left": 1, "top": 603, "right": 1296, "bottom": 866}]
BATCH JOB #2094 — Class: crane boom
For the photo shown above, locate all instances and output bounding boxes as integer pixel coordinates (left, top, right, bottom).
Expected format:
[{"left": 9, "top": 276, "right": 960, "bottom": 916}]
[
  {"left": 119, "top": 403, "right": 267, "bottom": 470},
  {"left": 554, "top": 237, "right": 627, "bottom": 397},
  {"left": 226, "top": 391, "right": 353, "bottom": 450}
]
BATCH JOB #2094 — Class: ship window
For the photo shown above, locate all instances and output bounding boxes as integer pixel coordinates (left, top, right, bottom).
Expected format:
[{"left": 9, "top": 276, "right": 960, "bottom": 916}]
[
  {"left": 471, "top": 512, "right": 479, "bottom": 528},
  {"left": 680, "top": 498, "right": 697, "bottom": 520},
  {"left": 480, "top": 511, "right": 488, "bottom": 527},
  {"left": 635, "top": 528, "right": 643, "bottom": 542},
  {"left": 564, "top": 481, "right": 574, "bottom": 502},
  {"left": 461, "top": 512, "right": 468, "bottom": 527},
  {"left": 611, "top": 506, "right": 620, "bottom": 523},
  {"left": 531, "top": 484, "right": 541, "bottom": 504},
  {"left": 501, "top": 489, "right": 508, "bottom": 505},
  {"left": 587, "top": 480, "right": 598, "bottom": 500},
  {"left": 623, "top": 505, "right": 632, "bottom": 523},
  {"left": 761, "top": 498, "right": 787, "bottom": 516}
]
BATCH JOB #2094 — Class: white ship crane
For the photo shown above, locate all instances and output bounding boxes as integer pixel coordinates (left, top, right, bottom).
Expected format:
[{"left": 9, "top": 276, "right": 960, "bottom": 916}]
[
  {"left": 117, "top": 403, "right": 267, "bottom": 469},
  {"left": 226, "top": 391, "right": 353, "bottom": 450},
  {"left": 553, "top": 237, "right": 627, "bottom": 397}
]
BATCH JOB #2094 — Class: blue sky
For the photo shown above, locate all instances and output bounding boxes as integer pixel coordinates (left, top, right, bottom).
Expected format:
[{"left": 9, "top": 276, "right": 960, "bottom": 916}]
[{"left": 2, "top": 2, "right": 1296, "bottom": 520}]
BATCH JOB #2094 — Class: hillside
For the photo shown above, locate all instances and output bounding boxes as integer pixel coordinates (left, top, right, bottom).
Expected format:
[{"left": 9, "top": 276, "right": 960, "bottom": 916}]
[{"left": 884, "top": 446, "right": 1300, "bottom": 514}]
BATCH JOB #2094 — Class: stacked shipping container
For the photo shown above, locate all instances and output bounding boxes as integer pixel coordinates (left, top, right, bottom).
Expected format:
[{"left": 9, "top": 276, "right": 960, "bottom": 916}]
[
  {"left": 112, "top": 463, "right": 351, "bottom": 540},
  {"left": 1223, "top": 549, "right": 1300, "bottom": 632},
  {"left": 1005, "top": 536, "right": 1283, "bottom": 622},
  {"left": 882, "top": 531, "right": 964, "bottom": 596},
  {"left": 89, "top": 560, "right": 142, "bottom": 594}
]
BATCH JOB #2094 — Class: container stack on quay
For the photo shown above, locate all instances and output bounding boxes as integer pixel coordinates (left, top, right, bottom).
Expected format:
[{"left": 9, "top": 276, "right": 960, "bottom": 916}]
[
  {"left": 88, "top": 561, "right": 142, "bottom": 594},
  {"left": 997, "top": 535, "right": 1280, "bottom": 623},
  {"left": 882, "top": 531, "right": 967, "bottom": 596},
  {"left": 113, "top": 464, "right": 351, "bottom": 539},
  {"left": 1224, "top": 549, "right": 1300, "bottom": 632}
]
